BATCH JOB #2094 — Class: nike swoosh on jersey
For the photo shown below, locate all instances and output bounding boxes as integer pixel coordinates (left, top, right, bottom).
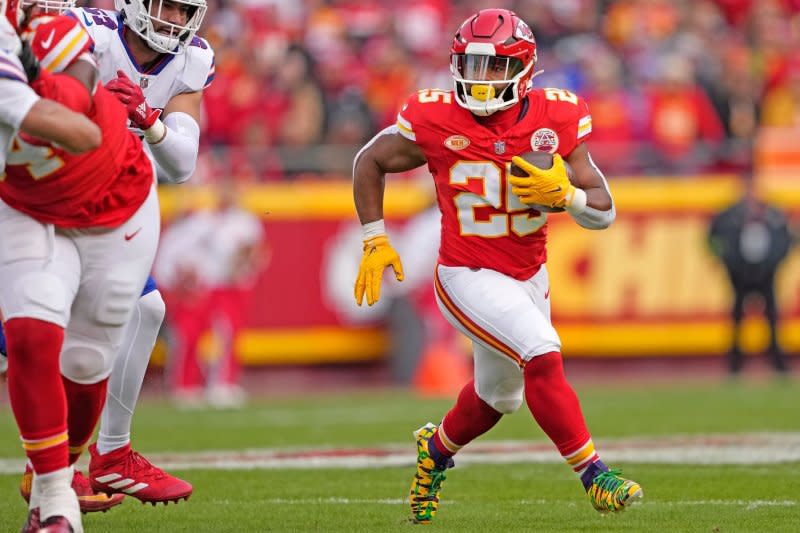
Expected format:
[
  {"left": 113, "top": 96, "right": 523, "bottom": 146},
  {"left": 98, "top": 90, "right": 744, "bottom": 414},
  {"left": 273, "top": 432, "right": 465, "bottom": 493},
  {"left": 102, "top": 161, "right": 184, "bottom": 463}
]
[
  {"left": 124, "top": 228, "right": 142, "bottom": 241},
  {"left": 81, "top": 12, "right": 93, "bottom": 27},
  {"left": 40, "top": 29, "right": 55, "bottom": 49}
]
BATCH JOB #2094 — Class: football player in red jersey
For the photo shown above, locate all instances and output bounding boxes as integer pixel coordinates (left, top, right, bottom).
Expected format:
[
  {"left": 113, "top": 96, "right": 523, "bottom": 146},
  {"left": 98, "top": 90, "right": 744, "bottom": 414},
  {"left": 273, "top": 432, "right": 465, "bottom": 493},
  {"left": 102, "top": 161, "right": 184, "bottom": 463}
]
[
  {"left": 353, "top": 9, "right": 642, "bottom": 524},
  {"left": 11, "top": 0, "right": 209, "bottom": 509},
  {"left": 0, "top": 13, "right": 159, "bottom": 533}
]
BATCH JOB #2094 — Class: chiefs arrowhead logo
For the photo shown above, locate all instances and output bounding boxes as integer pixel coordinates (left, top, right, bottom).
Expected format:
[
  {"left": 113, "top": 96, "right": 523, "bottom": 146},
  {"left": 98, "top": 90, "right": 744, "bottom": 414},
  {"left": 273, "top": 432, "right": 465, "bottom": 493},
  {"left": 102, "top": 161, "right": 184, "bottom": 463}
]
[
  {"left": 515, "top": 20, "right": 535, "bottom": 44},
  {"left": 444, "top": 135, "right": 470, "bottom": 151}
]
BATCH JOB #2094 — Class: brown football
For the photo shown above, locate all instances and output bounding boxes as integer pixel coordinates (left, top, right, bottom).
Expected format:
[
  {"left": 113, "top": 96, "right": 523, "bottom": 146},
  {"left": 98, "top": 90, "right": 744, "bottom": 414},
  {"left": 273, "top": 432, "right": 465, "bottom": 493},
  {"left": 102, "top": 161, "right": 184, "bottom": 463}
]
[{"left": 509, "top": 151, "right": 576, "bottom": 213}]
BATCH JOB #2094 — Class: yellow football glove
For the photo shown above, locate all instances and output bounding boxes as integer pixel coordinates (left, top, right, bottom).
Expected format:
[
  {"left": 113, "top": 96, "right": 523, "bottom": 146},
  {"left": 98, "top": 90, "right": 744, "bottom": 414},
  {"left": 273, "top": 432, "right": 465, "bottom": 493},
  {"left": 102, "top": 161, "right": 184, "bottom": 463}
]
[
  {"left": 354, "top": 235, "right": 404, "bottom": 307},
  {"left": 508, "top": 153, "right": 578, "bottom": 209}
]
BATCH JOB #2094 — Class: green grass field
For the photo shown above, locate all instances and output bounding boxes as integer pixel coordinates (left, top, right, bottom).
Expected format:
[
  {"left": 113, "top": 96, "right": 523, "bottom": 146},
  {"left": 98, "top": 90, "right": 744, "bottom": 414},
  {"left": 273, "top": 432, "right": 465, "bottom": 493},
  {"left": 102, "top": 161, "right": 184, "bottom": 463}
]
[{"left": 0, "top": 378, "right": 798, "bottom": 531}]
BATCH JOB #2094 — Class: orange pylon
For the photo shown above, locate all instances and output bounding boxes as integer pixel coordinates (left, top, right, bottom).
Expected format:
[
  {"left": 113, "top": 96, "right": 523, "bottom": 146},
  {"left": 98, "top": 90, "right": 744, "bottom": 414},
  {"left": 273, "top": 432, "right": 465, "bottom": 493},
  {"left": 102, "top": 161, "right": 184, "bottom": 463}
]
[{"left": 412, "top": 340, "right": 473, "bottom": 397}]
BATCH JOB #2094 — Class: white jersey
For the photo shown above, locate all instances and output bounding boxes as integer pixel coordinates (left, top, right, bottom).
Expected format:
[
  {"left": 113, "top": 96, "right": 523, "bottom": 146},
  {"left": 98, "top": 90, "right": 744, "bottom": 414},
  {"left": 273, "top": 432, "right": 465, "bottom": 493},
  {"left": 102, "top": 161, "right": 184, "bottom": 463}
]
[
  {"left": 68, "top": 7, "right": 214, "bottom": 117},
  {"left": 154, "top": 208, "right": 264, "bottom": 289},
  {"left": 0, "top": 19, "right": 39, "bottom": 171},
  {"left": 204, "top": 208, "right": 264, "bottom": 286}
]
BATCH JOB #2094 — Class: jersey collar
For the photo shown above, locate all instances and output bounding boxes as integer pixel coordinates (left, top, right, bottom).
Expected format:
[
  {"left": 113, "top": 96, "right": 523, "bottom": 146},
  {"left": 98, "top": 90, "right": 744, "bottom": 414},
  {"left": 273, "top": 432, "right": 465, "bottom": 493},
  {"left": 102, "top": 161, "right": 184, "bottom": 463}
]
[{"left": 117, "top": 15, "right": 176, "bottom": 76}]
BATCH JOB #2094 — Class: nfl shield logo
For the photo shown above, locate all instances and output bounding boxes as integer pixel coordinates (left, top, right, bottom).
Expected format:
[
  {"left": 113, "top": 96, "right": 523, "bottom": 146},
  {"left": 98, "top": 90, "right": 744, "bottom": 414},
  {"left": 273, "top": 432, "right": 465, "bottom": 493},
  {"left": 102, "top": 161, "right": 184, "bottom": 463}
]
[
  {"left": 494, "top": 140, "right": 506, "bottom": 155},
  {"left": 140, "top": 77, "right": 149, "bottom": 89}
]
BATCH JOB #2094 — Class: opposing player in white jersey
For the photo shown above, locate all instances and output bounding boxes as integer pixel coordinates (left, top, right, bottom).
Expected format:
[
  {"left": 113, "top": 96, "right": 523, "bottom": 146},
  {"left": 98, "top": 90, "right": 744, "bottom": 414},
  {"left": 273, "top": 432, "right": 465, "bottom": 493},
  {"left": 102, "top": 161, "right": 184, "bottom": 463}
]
[
  {"left": 15, "top": 0, "right": 214, "bottom": 510},
  {"left": 72, "top": 0, "right": 212, "bottom": 506}
]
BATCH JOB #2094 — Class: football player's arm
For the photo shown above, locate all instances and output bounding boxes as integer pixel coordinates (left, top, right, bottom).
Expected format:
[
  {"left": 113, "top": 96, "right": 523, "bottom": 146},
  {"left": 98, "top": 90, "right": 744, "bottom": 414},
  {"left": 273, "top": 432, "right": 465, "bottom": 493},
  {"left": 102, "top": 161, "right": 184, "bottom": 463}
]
[
  {"left": 563, "top": 143, "right": 615, "bottom": 229},
  {"left": 0, "top": 50, "right": 99, "bottom": 153},
  {"left": 352, "top": 126, "right": 427, "bottom": 306},
  {"left": 20, "top": 99, "right": 100, "bottom": 153},
  {"left": 353, "top": 125, "right": 427, "bottom": 224},
  {"left": 146, "top": 90, "right": 202, "bottom": 183},
  {"left": 104, "top": 71, "right": 201, "bottom": 183}
]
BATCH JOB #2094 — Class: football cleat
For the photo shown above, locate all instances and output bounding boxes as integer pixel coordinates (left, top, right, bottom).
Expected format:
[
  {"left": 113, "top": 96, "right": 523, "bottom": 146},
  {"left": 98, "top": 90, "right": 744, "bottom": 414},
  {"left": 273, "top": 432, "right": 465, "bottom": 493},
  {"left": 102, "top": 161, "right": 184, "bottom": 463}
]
[
  {"left": 586, "top": 468, "right": 643, "bottom": 513},
  {"left": 37, "top": 515, "right": 76, "bottom": 533},
  {"left": 409, "top": 422, "right": 454, "bottom": 524},
  {"left": 20, "top": 507, "right": 40, "bottom": 533},
  {"left": 89, "top": 443, "right": 193, "bottom": 504},
  {"left": 20, "top": 465, "right": 124, "bottom": 514}
]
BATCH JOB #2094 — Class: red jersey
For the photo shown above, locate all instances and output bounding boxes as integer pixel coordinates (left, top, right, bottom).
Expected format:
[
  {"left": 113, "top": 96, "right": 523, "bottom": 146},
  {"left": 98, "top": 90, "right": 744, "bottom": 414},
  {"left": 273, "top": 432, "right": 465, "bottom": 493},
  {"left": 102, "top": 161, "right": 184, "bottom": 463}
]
[
  {"left": 0, "top": 17, "right": 153, "bottom": 228},
  {"left": 397, "top": 88, "right": 592, "bottom": 280}
]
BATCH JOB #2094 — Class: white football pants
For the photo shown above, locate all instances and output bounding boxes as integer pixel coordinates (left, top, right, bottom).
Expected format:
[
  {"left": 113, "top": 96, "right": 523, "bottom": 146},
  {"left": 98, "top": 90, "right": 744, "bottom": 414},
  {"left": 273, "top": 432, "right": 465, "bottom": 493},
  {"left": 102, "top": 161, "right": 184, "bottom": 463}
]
[
  {"left": 0, "top": 186, "right": 160, "bottom": 384},
  {"left": 434, "top": 263, "right": 561, "bottom": 413}
]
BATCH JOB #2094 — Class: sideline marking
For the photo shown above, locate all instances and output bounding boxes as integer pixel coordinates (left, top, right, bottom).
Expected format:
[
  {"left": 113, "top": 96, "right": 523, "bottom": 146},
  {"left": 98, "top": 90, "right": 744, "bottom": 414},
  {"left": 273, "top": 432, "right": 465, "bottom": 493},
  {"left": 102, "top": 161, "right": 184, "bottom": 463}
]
[
  {"left": 0, "top": 432, "right": 797, "bottom": 474},
  {"left": 208, "top": 498, "right": 796, "bottom": 509}
]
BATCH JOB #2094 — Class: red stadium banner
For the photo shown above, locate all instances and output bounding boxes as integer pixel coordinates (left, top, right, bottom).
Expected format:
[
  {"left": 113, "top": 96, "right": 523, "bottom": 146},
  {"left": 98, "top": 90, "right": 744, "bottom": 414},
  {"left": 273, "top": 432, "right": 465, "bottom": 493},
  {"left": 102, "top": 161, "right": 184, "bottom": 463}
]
[{"left": 156, "top": 175, "right": 800, "bottom": 363}]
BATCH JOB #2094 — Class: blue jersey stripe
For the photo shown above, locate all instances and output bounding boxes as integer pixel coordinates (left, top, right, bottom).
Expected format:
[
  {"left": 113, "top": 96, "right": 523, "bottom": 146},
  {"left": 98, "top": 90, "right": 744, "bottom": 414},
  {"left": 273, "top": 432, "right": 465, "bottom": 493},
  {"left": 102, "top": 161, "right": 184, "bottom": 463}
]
[{"left": 0, "top": 56, "right": 26, "bottom": 82}]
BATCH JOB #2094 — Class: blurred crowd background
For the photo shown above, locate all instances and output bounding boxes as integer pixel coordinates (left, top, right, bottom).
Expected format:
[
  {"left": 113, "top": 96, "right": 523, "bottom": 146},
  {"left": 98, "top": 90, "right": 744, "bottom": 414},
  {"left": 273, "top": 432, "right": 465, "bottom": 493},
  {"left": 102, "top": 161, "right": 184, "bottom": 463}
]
[
  {"left": 199, "top": 0, "right": 800, "bottom": 180},
  {"left": 95, "top": 0, "right": 800, "bottom": 180}
]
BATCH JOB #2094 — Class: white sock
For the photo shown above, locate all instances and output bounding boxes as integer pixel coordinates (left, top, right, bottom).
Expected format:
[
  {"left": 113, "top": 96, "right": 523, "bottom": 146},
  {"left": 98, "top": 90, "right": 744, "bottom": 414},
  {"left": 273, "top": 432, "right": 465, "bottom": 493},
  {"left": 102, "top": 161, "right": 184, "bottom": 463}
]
[
  {"left": 28, "top": 460, "right": 40, "bottom": 509},
  {"left": 38, "top": 466, "right": 83, "bottom": 532},
  {"left": 97, "top": 290, "right": 165, "bottom": 455}
]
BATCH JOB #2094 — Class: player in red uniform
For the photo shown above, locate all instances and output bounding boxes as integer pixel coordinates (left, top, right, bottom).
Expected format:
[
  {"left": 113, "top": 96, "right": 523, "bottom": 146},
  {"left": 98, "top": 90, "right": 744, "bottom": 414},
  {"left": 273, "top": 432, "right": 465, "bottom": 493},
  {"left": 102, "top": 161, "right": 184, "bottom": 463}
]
[
  {"left": 0, "top": 14, "right": 159, "bottom": 533},
  {"left": 353, "top": 9, "right": 642, "bottom": 524}
]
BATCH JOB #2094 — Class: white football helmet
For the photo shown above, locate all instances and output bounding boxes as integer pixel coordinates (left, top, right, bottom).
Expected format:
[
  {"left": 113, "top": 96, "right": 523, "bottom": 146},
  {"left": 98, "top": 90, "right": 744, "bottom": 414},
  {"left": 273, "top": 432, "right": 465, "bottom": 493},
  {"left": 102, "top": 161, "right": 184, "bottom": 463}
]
[
  {"left": 18, "top": 0, "right": 75, "bottom": 42},
  {"left": 21, "top": 0, "right": 75, "bottom": 16},
  {"left": 115, "top": 0, "right": 206, "bottom": 55}
]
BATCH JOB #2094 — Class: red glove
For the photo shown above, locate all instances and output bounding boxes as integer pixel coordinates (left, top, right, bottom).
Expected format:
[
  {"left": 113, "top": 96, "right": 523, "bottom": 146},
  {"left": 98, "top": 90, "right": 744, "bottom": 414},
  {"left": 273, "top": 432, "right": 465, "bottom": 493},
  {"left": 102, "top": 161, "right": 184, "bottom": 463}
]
[{"left": 105, "top": 69, "right": 161, "bottom": 130}]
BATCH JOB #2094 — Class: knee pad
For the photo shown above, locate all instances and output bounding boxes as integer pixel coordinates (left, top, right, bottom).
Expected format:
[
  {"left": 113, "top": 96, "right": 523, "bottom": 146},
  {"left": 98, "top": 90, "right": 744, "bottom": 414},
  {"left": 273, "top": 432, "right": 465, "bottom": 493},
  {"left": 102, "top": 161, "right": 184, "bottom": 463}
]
[
  {"left": 139, "top": 289, "right": 166, "bottom": 327},
  {"left": 476, "top": 377, "right": 524, "bottom": 414},
  {"left": 61, "top": 337, "right": 115, "bottom": 384}
]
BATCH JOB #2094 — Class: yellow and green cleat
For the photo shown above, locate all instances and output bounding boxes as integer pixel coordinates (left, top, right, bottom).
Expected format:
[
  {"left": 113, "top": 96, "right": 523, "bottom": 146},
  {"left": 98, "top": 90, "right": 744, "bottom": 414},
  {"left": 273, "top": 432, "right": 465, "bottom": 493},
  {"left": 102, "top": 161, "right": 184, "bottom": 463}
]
[
  {"left": 586, "top": 468, "right": 643, "bottom": 513},
  {"left": 409, "top": 422, "right": 454, "bottom": 524}
]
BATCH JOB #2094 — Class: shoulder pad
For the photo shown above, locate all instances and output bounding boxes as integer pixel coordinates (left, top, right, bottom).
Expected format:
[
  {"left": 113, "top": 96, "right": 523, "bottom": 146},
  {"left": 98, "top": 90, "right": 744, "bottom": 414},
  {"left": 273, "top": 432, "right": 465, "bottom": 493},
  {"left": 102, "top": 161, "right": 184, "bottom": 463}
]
[
  {"left": 538, "top": 88, "right": 580, "bottom": 123},
  {"left": 539, "top": 87, "right": 592, "bottom": 142},
  {"left": 32, "top": 15, "right": 94, "bottom": 73},
  {"left": 182, "top": 36, "right": 215, "bottom": 91},
  {"left": 396, "top": 89, "right": 454, "bottom": 142},
  {"left": 67, "top": 7, "right": 120, "bottom": 50}
]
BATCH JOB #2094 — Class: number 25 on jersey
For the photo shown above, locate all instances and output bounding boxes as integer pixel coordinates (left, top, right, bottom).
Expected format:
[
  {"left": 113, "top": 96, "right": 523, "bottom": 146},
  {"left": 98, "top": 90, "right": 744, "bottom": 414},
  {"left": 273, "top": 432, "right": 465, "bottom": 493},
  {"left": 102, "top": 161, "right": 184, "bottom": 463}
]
[{"left": 450, "top": 161, "right": 546, "bottom": 238}]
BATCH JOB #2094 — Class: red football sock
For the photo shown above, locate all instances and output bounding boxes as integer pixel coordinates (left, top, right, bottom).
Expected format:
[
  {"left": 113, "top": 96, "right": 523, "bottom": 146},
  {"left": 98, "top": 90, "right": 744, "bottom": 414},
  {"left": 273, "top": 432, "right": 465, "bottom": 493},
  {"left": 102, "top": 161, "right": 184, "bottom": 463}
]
[
  {"left": 434, "top": 380, "right": 503, "bottom": 456},
  {"left": 5, "top": 318, "right": 69, "bottom": 475},
  {"left": 524, "top": 352, "right": 591, "bottom": 456},
  {"left": 63, "top": 377, "right": 108, "bottom": 465}
]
